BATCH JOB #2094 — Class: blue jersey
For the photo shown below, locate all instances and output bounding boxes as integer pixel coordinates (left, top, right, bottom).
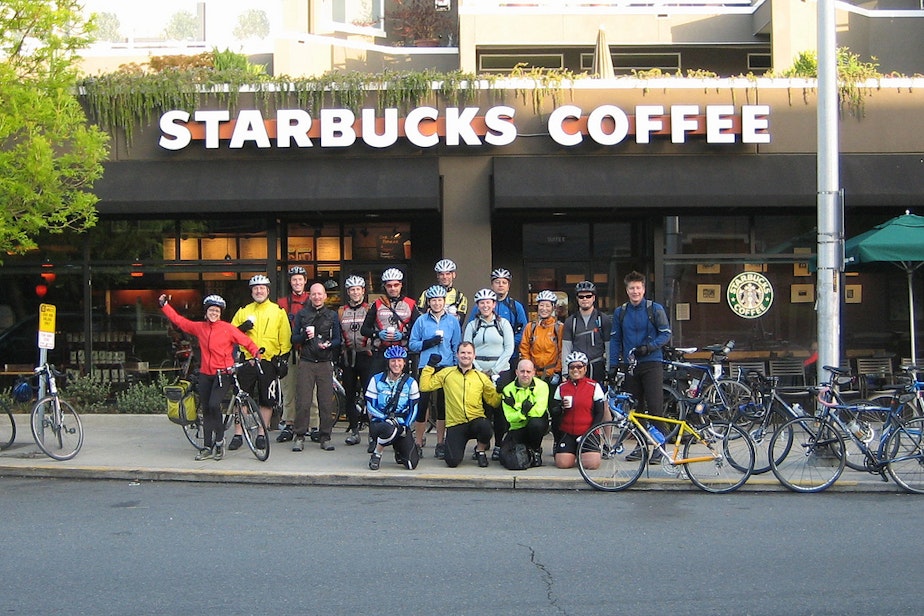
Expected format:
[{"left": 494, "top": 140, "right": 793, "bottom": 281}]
[
  {"left": 364, "top": 372, "right": 420, "bottom": 426},
  {"left": 409, "top": 311, "right": 461, "bottom": 369}
]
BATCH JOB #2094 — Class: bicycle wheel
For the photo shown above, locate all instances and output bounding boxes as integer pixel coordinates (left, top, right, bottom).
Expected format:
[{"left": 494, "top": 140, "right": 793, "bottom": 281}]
[
  {"left": 738, "top": 399, "right": 795, "bottom": 475},
  {"left": 0, "top": 400, "right": 15, "bottom": 450},
  {"left": 704, "top": 378, "right": 754, "bottom": 423},
  {"left": 577, "top": 421, "right": 647, "bottom": 492},
  {"left": 885, "top": 417, "right": 924, "bottom": 494},
  {"left": 30, "top": 397, "right": 83, "bottom": 461},
  {"left": 769, "top": 417, "right": 845, "bottom": 493},
  {"left": 236, "top": 397, "right": 270, "bottom": 461},
  {"left": 682, "top": 421, "right": 755, "bottom": 493},
  {"left": 183, "top": 416, "right": 207, "bottom": 451}
]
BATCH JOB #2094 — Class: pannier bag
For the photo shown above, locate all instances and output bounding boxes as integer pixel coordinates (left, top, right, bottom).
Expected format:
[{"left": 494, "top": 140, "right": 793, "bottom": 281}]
[{"left": 164, "top": 380, "right": 198, "bottom": 425}]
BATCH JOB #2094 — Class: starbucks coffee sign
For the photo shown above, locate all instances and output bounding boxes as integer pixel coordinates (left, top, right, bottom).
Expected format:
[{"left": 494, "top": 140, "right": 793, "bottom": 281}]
[{"left": 727, "top": 272, "right": 773, "bottom": 319}]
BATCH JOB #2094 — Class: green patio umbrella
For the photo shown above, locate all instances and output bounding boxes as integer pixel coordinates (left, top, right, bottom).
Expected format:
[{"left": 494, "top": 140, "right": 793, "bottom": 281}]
[{"left": 844, "top": 211, "right": 924, "bottom": 365}]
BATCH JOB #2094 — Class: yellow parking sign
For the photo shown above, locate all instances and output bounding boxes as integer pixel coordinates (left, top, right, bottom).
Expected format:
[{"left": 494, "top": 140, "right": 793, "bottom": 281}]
[
  {"left": 39, "top": 303, "right": 57, "bottom": 332},
  {"left": 38, "top": 304, "right": 57, "bottom": 350}
]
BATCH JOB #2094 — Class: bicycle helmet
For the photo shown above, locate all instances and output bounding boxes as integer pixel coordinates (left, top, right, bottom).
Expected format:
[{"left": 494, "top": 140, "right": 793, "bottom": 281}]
[
  {"left": 473, "top": 288, "right": 497, "bottom": 302},
  {"left": 434, "top": 259, "right": 457, "bottom": 273},
  {"left": 383, "top": 346, "right": 408, "bottom": 360},
  {"left": 575, "top": 280, "right": 596, "bottom": 294},
  {"left": 490, "top": 268, "right": 511, "bottom": 281},
  {"left": 535, "top": 290, "right": 557, "bottom": 304},
  {"left": 344, "top": 275, "right": 366, "bottom": 289},
  {"left": 287, "top": 266, "right": 308, "bottom": 278},
  {"left": 203, "top": 294, "right": 227, "bottom": 310},
  {"left": 425, "top": 284, "right": 447, "bottom": 299},
  {"left": 565, "top": 351, "right": 589, "bottom": 366},
  {"left": 249, "top": 274, "right": 271, "bottom": 287},
  {"left": 381, "top": 268, "right": 404, "bottom": 283},
  {"left": 12, "top": 378, "right": 32, "bottom": 403}
]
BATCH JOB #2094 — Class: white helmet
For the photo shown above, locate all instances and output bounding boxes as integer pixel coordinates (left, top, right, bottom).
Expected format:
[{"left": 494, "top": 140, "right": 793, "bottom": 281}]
[
  {"left": 287, "top": 266, "right": 308, "bottom": 278},
  {"left": 344, "top": 275, "right": 365, "bottom": 289},
  {"left": 381, "top": 268, "right": 404, "bottom": 283},
  {"left": 425, "top": 284, "right": 447, "bottom": 299},
  {"left": 473, "top": 288, "right": 497, "bottom": 302},
  {"left": 490, "top": 268, "right": 511, "bottom": 281},
  {"left": 566, "top": 351, "right": 589, "bottom": 366},
  {"left": 536, "top": 290, "right": 557, "bottom": 304},
  {"left": 249, "top": 274, "right": 271, "bottom": 287},
  {"left": 434, "top": 259, "right": 456, "bottom": 273}
]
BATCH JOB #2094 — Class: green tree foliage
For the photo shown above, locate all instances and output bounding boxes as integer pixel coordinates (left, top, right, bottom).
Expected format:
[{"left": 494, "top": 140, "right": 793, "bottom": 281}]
[
  {"left": 0, "top": 0, "right": 109, "bottom": 257},
  {"left": 163, "top": 10, "right": 199, "bottom": 41},
  {"left": 233, "top": 9, "right": 270, "bottom": 40}
]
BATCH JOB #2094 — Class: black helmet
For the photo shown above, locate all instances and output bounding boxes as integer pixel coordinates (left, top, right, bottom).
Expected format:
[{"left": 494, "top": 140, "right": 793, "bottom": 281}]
[{"left": 575, "top": 281, "right": 596, "bottom": 294}]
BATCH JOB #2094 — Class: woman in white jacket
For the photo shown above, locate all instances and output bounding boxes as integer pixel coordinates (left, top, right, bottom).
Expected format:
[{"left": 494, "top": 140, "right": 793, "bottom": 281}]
[{"left": 463, "top": 288, "right": 515, "bottom": 459}]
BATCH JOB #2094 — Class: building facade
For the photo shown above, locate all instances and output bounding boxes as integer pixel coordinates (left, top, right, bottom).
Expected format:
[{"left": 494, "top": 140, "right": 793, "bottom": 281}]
[{"left": 3, "top": 0, "right": 923, "bottom": 377}]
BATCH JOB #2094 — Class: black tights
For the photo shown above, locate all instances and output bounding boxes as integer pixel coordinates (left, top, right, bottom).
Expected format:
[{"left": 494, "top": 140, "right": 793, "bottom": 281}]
[{"left": 197, "top": 374, "right": 231, "bottom": 448}]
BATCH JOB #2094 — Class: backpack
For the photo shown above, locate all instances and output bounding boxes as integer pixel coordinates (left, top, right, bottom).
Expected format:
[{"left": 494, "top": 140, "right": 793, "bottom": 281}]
[
  {"left": 164, "top": 380, "right": 197, "bottom": 425},
  {"left": 616, "top": 300, "right": 657, "bottom": 328},
  {"left": 499, "top": 439, "right": 532, "bottom": 470}
]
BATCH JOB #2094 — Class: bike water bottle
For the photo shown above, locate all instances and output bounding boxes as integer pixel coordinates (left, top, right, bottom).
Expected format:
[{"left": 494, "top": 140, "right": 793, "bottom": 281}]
[
  {"left": 792, "top": 403, "right": 804, "bottom": 416},
  {"left": 648, "top": 423, "right": 666, "bottom": 445}
]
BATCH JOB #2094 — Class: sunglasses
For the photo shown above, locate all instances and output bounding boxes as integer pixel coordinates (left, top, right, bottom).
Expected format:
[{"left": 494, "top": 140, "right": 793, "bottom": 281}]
[
  {"left": 568, "top": 363, "right": 586, "bottom": 369},
  {"left": 577, "top": 294, "right": 594, "bottom": 299}
]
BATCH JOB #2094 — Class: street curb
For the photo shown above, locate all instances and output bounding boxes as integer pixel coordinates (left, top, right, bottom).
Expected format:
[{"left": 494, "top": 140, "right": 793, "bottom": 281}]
[{"left": 0, "top": 464, "right": 898, "bottom": 492}]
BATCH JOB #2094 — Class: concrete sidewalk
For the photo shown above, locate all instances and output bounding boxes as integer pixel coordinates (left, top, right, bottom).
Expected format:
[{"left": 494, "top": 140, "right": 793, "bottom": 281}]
[{"left": 0, "top": 414, "right": 900, "bottom": 492}]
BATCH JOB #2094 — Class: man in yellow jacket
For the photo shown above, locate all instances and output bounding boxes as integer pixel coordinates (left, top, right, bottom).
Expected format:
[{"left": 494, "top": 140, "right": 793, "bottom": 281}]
[
  {"left": 419, "top": 341, "right": 501, "bottom": 468},
  {"left": 230, "top": 274, "right": 292, "bottom": 451}
]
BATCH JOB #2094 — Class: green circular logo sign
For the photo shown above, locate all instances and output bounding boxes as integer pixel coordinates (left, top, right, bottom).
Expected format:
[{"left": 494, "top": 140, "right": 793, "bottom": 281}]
[{"left": 726, "top": 272, "right": 773, "bottom": 319}]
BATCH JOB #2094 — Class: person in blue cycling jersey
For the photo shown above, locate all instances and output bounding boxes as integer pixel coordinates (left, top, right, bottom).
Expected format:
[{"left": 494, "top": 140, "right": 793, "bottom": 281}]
[{"left": 365, "top": 346, "right": 421, "bottom": 470}]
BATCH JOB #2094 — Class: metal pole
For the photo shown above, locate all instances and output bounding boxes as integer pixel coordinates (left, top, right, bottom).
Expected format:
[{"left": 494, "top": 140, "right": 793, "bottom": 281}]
[
  {"left": 816, "top": 0, "right": 841, "bottom": 384},
  {"left": 907, "top": 268, "right": 917, "bottom": 365}
]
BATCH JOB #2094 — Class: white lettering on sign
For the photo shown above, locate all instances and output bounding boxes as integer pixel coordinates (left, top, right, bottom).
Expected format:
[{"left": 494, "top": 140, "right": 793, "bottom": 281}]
[
  {"left": 484, "top": 105, "right": 517, "bottom": 146},
  {"left": 277, "top": 109, "right": 312, "bottom": 148},
  {"left": 158, "top": 104, "right": 771, "bottom": 150}
]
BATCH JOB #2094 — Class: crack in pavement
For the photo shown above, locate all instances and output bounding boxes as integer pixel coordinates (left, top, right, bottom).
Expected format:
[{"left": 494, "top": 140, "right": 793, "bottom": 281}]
[{"left": 520, "top": 542, "right": 569, "bottom": 616}]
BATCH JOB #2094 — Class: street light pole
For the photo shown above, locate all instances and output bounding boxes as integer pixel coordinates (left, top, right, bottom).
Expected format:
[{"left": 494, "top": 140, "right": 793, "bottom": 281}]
[{"left": 816, "top": 0, "right": 842, "bottom": 383}]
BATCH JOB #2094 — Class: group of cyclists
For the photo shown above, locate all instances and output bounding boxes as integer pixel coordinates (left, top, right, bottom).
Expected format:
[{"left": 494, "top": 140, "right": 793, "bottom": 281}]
[{"left": 160, "top": 259, "right": 673, "bottom": 472}]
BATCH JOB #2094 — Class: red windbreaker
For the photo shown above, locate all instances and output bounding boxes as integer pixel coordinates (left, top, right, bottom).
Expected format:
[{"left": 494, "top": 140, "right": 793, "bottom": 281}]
[{"left": 162, "top": 304, "right": 259, "bottom": 376}]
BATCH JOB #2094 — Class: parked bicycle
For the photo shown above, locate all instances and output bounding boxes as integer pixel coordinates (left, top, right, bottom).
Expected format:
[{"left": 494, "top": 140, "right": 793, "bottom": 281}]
[
  {"left": 732, "top": 371, "right": 808, "bottom": 474},
  {"left": 768, "top": 365, "right": 924, "bottom": 493},
  {"left": 578, "top": 377, "right": 756, "bottom": 493},
  {"left": 661, "top": 341, "right": 753, "bottom": 426},
  {"left": 30, "top": 363, "right": 83, "bottom": 460}
]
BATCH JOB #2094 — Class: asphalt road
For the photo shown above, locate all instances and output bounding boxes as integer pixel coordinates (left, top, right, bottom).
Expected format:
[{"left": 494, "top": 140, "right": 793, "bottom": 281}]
[{"left": 1, "top": 478, "right": 918, "bottom": 615}]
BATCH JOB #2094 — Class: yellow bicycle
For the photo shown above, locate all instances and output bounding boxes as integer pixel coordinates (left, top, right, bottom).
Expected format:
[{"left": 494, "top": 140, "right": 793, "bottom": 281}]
[{"left": 578, "top": 386, "right": 755, "bottom": 493}]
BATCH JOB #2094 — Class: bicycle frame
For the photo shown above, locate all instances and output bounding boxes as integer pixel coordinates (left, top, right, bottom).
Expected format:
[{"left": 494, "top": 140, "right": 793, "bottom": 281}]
[
  {"left": 625, "top": 409, "right": 718, "bottom": 465},
  {"left": 815, "top": 386, "right": 916, "bottom": 471}
]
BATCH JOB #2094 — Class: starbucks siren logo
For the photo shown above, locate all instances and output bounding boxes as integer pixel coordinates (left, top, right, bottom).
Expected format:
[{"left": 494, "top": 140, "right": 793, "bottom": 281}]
[{"left": 726, "top": 272, "right": 773, "bottom": 319}]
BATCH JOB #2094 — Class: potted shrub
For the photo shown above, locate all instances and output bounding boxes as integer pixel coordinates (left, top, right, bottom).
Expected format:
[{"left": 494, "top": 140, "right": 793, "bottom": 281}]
[{"left": 390, "top": 0, "right": 451, "bottom": 47}]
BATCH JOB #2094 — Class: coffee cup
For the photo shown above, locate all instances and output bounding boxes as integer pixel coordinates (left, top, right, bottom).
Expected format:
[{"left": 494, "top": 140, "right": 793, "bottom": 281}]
[
  {"left": 563, "top": 395, "right": 573, "bottom": 409},
  {"left": 435, "top": 329, "right": 444, "bottom": 338},
  {"left": 306, "top": 325, "right": 315, "bottom": 338}
]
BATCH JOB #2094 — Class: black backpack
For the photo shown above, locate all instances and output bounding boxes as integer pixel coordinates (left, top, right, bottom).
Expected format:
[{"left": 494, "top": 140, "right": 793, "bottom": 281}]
[{"left": 499, "top": 440, "right": 531, "bottom": 470}]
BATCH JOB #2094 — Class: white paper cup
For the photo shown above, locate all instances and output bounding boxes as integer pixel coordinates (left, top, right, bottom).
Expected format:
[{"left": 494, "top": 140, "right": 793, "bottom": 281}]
[
  {"left": 563, "top": 395, "right": 573, "bottom": 409},
  {"left": 386, "top": 326, "right": 396, "bottom": 335},
  {"left": 435, "top": 329, "right": 444, "bottom": 337},
  {"left": 306, "top": 325, "right": 315, "bottom": 337}
]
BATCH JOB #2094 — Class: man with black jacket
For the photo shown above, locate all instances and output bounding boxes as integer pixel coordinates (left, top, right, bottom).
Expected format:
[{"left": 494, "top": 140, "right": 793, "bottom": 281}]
[{"left": 291, "top": 282, "right": 341, "bottom": 452}]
